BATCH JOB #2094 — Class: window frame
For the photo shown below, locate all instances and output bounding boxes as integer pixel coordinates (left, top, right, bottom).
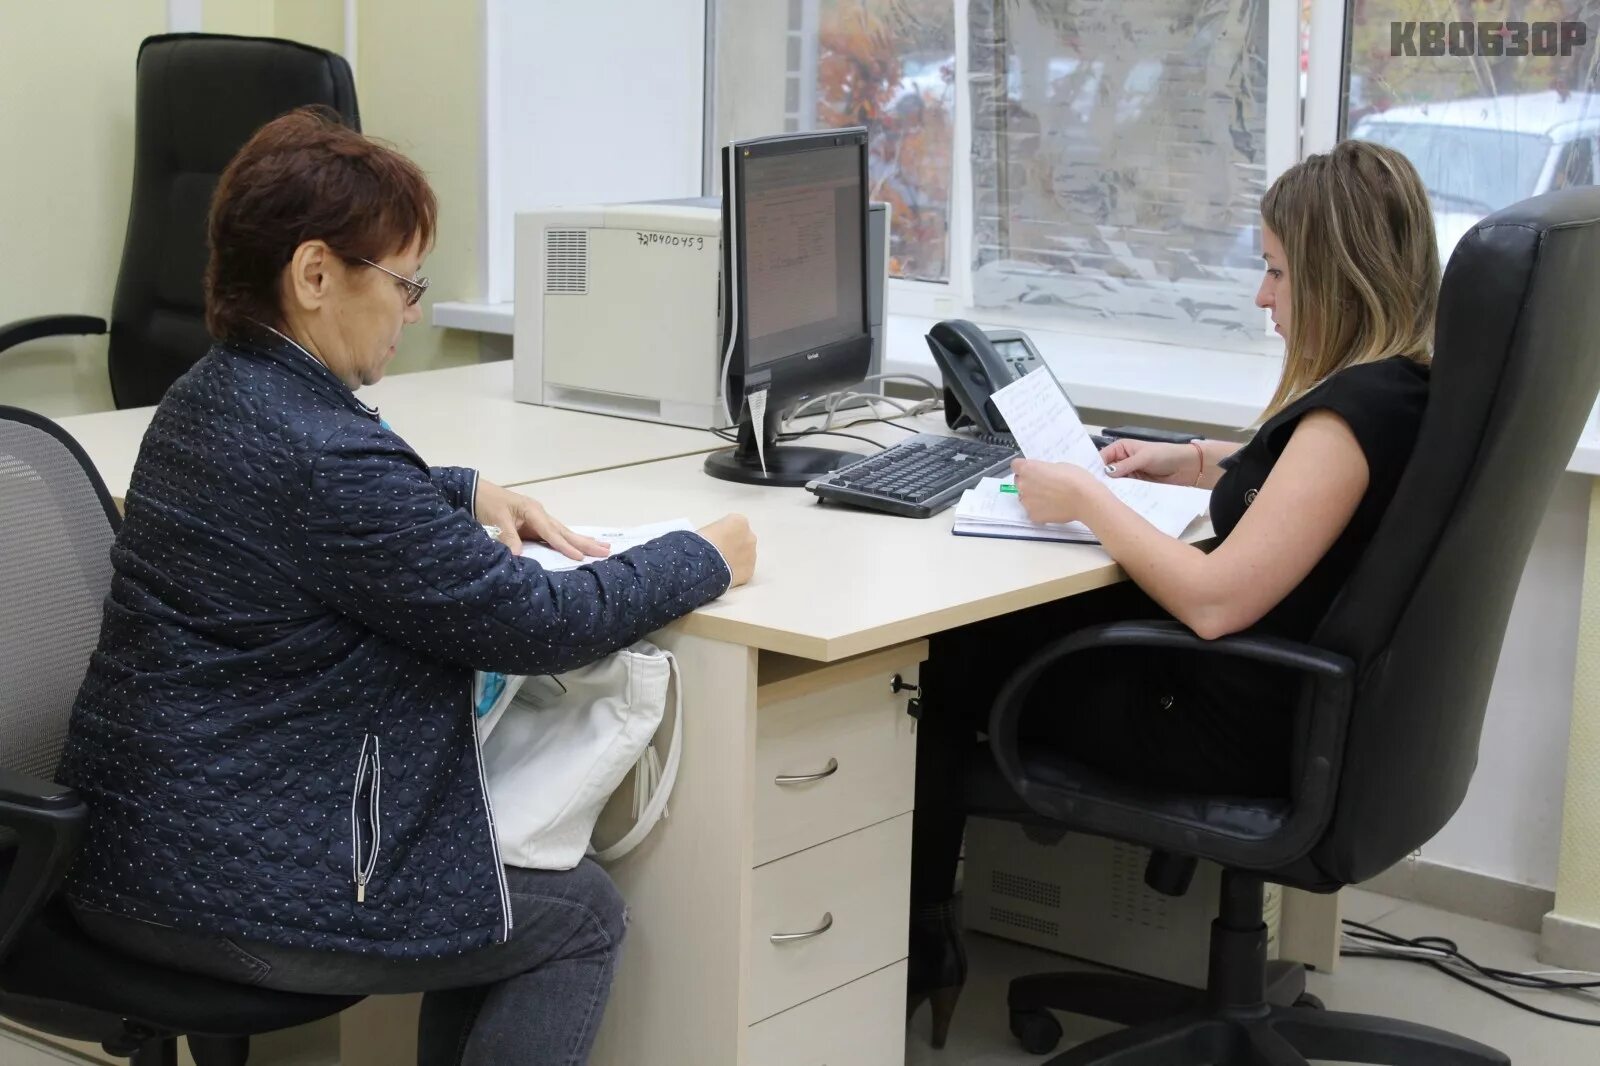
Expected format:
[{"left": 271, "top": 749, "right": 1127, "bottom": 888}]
[{"left": 875, "top": 0, "right": 1327, "bottom": 361}]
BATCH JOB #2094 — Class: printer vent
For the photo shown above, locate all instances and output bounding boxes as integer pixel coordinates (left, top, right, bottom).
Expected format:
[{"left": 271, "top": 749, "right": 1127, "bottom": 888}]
[{"left": 545, "top": 230, "right": 589, "bottom": 294}]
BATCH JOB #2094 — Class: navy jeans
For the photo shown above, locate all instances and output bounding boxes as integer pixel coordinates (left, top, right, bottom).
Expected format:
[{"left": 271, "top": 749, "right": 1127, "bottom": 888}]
[{"left": 72, "top": 860, "right": 626, "bottom": 1066}]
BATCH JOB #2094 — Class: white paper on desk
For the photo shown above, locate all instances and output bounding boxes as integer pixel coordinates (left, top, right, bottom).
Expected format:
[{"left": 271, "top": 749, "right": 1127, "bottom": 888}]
[
  {"left": 989, "top": 367, "right": 1210, "bottom": 537},
  {"left": 518, "top": 518, "right": 694, "bottom": 571},
  {"left": 1103, "top": 480, "right": 1214, "bottom": 538},
  {"left": 953, "top": 478, "right": 1097, "bottom": 542}
]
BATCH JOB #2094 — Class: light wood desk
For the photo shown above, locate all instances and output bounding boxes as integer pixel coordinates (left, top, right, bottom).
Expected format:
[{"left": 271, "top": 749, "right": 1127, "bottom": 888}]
[
  {"left": 52, "top": 360, "right": 721, "bottom": 500},
  {"left": 343, "top": 420, "right": 1335, "bottom": 1066}
]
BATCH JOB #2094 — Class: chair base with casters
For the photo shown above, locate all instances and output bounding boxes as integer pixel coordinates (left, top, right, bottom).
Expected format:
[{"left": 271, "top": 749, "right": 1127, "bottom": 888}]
[{"left": 1006, "top": 870, "right": 1507, "bottom": 1066}]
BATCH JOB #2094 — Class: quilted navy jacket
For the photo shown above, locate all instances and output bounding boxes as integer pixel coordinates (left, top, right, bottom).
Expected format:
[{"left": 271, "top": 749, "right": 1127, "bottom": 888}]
[{"left": 57, "top": 334, "right": 731, "bottom": 958}]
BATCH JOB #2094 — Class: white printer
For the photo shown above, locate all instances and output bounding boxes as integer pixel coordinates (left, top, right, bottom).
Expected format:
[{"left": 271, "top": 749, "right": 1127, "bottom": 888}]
[{"left": 513, "top": 198, "right": 889, "bottom": 429}]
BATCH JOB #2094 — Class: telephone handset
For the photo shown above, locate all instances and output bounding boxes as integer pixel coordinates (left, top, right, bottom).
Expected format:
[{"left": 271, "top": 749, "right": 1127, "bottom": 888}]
[{"left": 925, "top": 319, "right": 1047, "bottom": 435}]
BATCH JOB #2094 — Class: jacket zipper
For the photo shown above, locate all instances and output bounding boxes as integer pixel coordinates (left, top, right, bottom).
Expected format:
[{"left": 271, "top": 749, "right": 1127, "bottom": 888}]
[
  {"left": 466, "top": 680, "right": 514, "bottom": 941},
  {"left": 350, "top": 733, "right": 382, "bottom": 903}
]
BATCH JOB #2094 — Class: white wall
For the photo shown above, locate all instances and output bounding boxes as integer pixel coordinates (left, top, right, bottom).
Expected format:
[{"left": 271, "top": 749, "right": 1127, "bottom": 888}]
[
  {"left": 0, "top": 0, "right": 169, "bottom": 416},
  {"left": 1417, "top": 472, "right": 1587, "bottom": 890},
  {"left": 484, "top": 0, "right": 707, "bottom": 303}
]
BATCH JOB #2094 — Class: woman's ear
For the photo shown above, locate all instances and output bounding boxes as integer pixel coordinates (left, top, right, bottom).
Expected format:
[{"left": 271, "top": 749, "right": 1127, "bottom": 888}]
[{"left": 285, "top": 240, "right": 333, "bottom": 312}]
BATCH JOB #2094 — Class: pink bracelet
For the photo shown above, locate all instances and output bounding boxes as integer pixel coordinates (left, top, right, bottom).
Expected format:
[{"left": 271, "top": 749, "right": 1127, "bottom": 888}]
[{"left": 1191, "top": 441, "right": 1207, "bottom": 487}]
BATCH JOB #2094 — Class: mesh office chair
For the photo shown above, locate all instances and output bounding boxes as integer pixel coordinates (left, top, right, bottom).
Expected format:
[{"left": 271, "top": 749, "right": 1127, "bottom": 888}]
[
  {"left": 969, "top": 186, "right": 1600, "bottom": 1065},
  {"left": 0, "top": 33, "right": 359, "bottom": 409},
  {"left": 0, "top": 406, "right": 360, "bottom": 1065}
]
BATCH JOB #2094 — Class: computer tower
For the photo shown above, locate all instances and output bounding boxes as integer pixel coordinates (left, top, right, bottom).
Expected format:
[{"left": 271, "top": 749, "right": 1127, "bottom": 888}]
[{"left": 962, "top": 818, "right": 1282, "bottom": 988}]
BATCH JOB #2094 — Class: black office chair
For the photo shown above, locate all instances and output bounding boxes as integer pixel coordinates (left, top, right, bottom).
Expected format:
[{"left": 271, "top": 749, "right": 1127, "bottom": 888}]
[
  {"left": 0, "top": 406, "right": 361, "bottom": 1065},
  {"left": 970, "top": 186, "right": 1600, "bottom": 1065},
  {"left": 0, "top": 33, "right": 359, "bottom": 410}
]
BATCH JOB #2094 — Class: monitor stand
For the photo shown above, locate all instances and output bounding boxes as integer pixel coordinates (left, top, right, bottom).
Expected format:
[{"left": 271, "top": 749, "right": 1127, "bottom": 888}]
[{"left": 703, "top": 411, "right": 858, "bottom": 487}]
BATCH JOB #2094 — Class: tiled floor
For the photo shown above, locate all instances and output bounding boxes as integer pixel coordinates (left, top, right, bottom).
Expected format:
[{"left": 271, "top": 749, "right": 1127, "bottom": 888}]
[{"left": 908, "top": 889, "right": 1600, "bottom": 1065}]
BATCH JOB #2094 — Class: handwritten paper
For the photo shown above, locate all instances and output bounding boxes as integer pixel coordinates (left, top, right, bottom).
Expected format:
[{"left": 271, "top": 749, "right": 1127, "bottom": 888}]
[
  {"left": 979, "top": 367, "right": 1211, "bottom": 538},
  {"left": 989, "top": 366, "right": 1104, "bottom": 469}
]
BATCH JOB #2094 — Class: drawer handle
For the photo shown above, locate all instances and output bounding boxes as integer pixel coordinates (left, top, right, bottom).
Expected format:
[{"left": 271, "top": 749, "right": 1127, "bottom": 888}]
[
  {"left": 774, "top": 757, "right": 839, "bottom": 786},
  {"left": 770, "top": 912, "right": 834, "bottom": 944}
]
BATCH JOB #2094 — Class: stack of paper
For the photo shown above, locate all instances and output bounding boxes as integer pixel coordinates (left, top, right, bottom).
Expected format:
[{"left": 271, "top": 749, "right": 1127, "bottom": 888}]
[
  {"left": 950, "top": 367, "right": 1211, "bottom": 544},
  {"left": 518, "top": 518, "right": 694, "bottom": 570}
]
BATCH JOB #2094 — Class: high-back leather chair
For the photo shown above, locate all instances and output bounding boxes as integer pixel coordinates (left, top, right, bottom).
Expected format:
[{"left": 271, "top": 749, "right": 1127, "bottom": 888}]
[
  {"left": 0, "top": 406, "right": 361, "bottom": 1065},
  {"left": 0, "top": 33, "right": 359, "bottom": 409},
  {"left": 973, "top": 186, "right": 1600, "bottom": 1065}
]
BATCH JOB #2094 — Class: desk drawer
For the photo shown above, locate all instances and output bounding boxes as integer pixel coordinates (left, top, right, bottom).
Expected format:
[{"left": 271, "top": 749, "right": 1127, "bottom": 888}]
[
  {"left": 749, "top": 813, "right": 911, "bottom": 1022},
  {"left": 746, "top": 961, "right": 906, "bottom": 1066},
  {"left": 754, "top": 643, "right": 922, "bottom": 866}
]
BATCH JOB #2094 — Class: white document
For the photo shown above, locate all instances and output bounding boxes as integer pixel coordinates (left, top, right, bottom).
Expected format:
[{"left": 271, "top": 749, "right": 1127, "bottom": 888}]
[
  {"left": 988, "top": 367, "right": 1209, "bottom": 538},
  {"left": 519, "top": 518, "right": 694, "bottom": 571},
  {"left": 989, "top": 366, "right": 1104, "bottom": 469},
  {"left": 748, "top": 389, "right": 769, "bottom": 474}
]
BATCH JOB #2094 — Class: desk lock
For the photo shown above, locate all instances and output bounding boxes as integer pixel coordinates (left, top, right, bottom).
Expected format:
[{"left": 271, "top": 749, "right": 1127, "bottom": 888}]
[{"left": 894, "top": 673, "right": 924, "bottom": 722}]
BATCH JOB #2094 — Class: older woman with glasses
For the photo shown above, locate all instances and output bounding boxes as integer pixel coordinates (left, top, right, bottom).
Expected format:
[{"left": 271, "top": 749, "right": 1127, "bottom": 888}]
[{"left": 56, "top": 107, "right": 757, "bottom": 1066}]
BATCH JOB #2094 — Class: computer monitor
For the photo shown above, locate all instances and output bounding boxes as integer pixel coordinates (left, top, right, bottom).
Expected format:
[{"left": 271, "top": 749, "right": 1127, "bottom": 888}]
[{"left": 703, "top": 127, "right": 873, "bottom": 486}]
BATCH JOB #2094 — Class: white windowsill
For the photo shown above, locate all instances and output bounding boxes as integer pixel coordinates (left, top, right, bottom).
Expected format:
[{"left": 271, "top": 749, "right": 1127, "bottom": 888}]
[
  {"left": 431, "top": 299, "right": 1600, "bottom": 475},
  {"left": 434, "top": 300, "right": 515, "bottom": 335}
]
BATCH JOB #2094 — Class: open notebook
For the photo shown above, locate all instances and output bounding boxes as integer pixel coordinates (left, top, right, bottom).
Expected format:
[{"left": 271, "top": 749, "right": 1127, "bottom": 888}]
[{"left": 951, "top": 368, "right": 1210, "bottom": 543}]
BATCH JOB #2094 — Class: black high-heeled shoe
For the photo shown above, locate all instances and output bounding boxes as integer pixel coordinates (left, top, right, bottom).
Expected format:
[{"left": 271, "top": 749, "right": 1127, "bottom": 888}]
[{"left": 907, "top": 896, "right": 968, "bottom": 1049}]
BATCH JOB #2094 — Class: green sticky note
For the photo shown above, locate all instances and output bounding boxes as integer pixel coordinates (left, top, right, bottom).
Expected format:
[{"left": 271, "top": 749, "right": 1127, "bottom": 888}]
[{"left": 999, "top": 483, "right": 1018, "bottom": 494}]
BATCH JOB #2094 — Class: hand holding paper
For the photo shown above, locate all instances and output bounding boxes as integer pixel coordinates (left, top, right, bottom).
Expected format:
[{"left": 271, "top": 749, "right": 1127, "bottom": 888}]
[
  {"left": 987, "top": 365, "right": 1104, "bottom": 469},
  {"left": 984, "top": 368, "right": 1210, "bottom": 539}
]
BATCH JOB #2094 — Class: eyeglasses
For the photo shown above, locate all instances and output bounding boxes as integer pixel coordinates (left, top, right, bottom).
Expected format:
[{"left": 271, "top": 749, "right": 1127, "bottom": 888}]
[{"left": 359, "top": 258, "right": 430, "bottom": 307}]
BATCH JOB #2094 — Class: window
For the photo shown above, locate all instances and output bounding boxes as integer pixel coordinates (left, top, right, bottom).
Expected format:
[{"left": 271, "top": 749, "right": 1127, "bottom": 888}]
[
  {"left": 968, "top": 1, "right": 1273, "bottom": 346},
  {"left": 716, "top": 0, "right": 1288, "bottom": 354},
  {"left": 716, "top": 0, "right": 957, "bottom": 283},
  {"left": 1553, "top": 138, "right": 1596, "bottom": 190},
  {"left": 1344, "top": 1, "right": 1600, "bottom": 262},
  {"left": 716, "top": 3, "right": 1598, "bottom": 360}
]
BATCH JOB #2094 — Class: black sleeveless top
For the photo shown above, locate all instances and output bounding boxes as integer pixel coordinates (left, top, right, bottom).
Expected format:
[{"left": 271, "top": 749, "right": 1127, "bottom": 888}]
[
  {"left": 1211, "top": 355, "right": 1431, "bottom": 644},
  {"left": 1167, "top": 356, "right": 1430, "bottom": 788}
]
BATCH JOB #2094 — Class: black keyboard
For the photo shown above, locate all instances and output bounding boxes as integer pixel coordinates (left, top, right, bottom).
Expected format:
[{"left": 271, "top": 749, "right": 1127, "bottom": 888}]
[{"left": 805, "top": 433, "right": 1020, "bottom": 518}]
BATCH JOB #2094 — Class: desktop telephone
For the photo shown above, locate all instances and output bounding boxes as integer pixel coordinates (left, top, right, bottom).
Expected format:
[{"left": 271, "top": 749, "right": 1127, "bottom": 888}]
[
  {"left": 925, "top": 319, "right": 1046, "bottom": 437},
  {"left": 925, "top": 319, "right": 1195, "bottom": 448}
]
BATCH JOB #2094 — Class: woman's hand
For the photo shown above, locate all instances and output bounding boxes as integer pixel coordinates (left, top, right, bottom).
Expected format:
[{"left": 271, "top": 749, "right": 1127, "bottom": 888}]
[
  {"left": 1010, "top": 459, "right": 1107, "bottom": 525},
  {"left": 475, "top": 479, "right": 610, "bottom": 561},
  {"left": 1099, "top": 438, "right": 1199, "bottom": 485},
  {"left": 696, "top": 514, "right": 757, "bottom": 587}
]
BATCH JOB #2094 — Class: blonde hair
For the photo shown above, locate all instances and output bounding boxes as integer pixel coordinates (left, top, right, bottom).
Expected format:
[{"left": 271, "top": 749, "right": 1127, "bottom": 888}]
[{"left": 1258, "top": 139, "right": 1439, "bottom": 421}]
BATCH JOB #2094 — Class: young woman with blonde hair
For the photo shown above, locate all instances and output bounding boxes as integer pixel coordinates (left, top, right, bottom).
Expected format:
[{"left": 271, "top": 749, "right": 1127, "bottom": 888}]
[{"left": 907, "top": 140, "right": 1441, "bottom": 1046}]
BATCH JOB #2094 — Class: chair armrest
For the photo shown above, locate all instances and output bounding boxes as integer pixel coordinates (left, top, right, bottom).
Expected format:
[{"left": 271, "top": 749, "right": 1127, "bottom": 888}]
[
  {"left": 0, "top": 768, "right": 86, "bottom": 963},
  {"left": 0, "top": 315, "right": 108, "bottom": 357},
  {"left": 987, "top": 619, "right": 1355, "bottom": 871}
]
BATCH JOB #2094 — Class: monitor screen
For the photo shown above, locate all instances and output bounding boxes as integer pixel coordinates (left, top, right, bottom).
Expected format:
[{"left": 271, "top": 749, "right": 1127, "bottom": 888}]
[{"left": 740, "top": 141, "right": 866, "bottom": 369}]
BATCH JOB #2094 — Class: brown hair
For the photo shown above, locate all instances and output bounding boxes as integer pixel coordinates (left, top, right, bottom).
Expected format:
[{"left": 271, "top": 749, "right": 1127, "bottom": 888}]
[
  {"left": 1258, "top": 139, "right": 1439, "bottom": 421},
  {"left": 205, "top": 106, "right": 437, "bottom": 340}
]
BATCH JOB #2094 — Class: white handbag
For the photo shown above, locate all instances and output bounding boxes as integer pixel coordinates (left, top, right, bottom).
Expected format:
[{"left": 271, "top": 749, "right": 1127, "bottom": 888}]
[{"left": 475, "top": 642, "right": 682, "bottom": 870}]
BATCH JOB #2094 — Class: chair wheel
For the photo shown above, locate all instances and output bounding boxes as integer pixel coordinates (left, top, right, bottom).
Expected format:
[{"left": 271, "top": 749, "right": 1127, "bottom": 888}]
[
  {"left": 1294, "top": 993, "right": 1325, "bottom": 1010},
  {"left": 1009, "top": 1007, "right": 1063, "bottom": 1054}
]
